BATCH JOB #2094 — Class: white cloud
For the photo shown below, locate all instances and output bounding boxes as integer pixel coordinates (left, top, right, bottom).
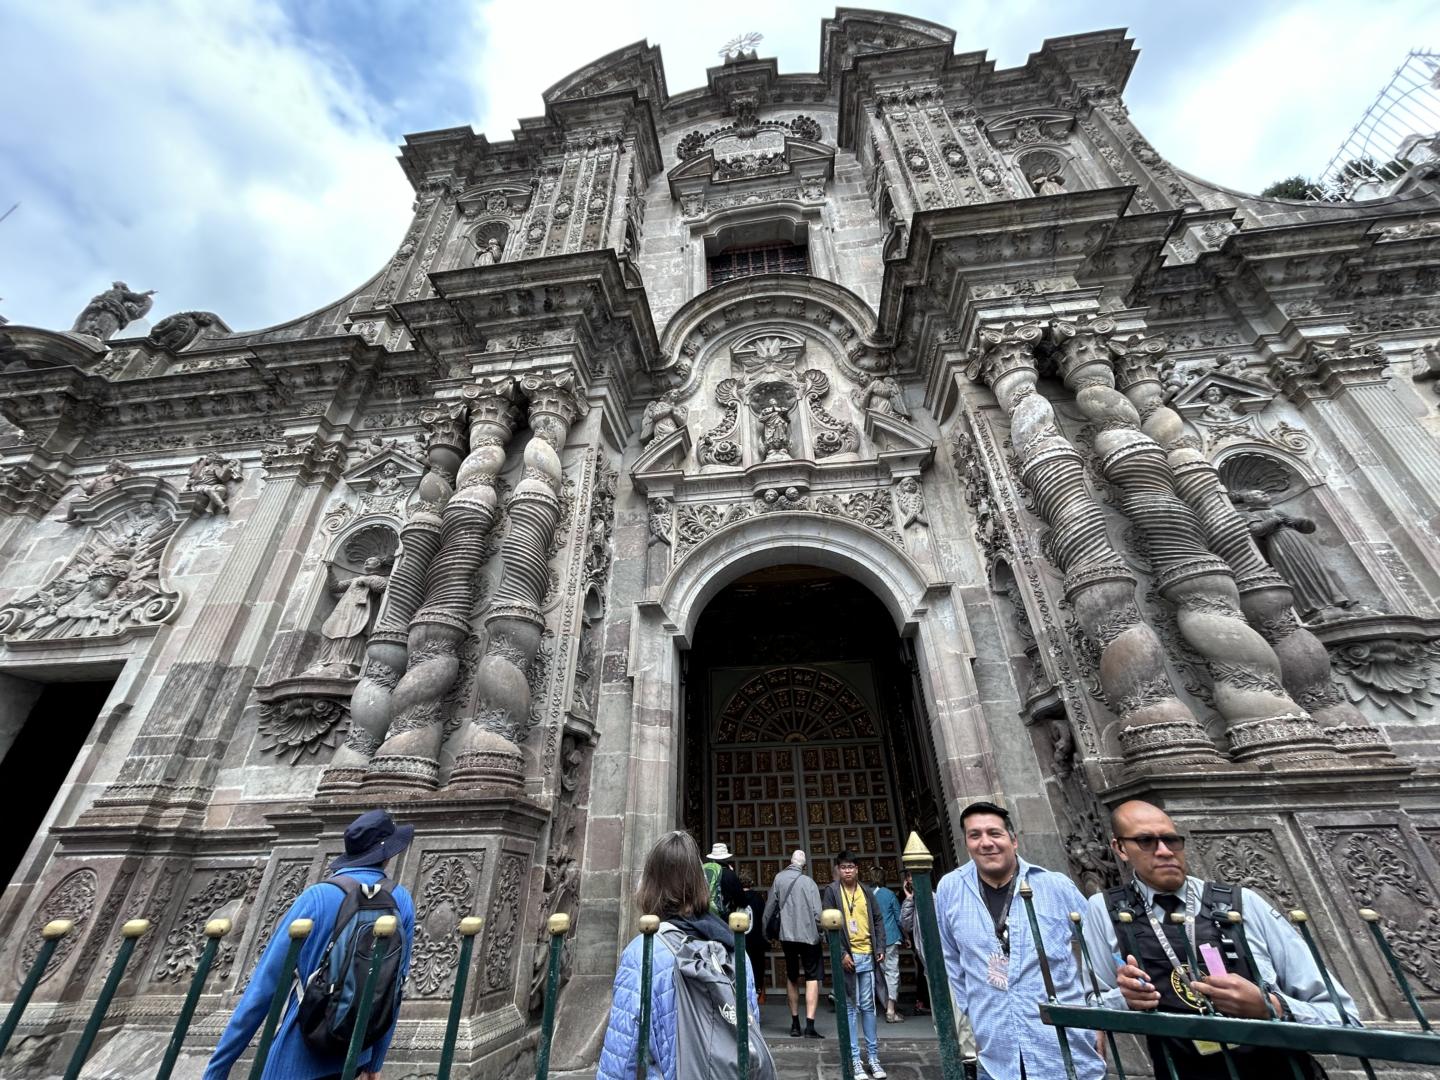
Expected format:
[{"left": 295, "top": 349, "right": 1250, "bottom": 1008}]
[{"left": 0, "top": 0, "right": 413, "bottom": 332}]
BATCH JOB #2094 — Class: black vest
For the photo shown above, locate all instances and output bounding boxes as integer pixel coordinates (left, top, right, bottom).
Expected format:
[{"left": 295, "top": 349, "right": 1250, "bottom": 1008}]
[{"left": 1104, "top": 881, "right": 1325, "bottom": 1080}]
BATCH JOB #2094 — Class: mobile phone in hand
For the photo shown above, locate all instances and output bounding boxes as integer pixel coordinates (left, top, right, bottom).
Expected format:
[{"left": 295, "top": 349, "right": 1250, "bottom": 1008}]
[{"left": 1199, "top": 943, "right": 1226, "bottom": 978}]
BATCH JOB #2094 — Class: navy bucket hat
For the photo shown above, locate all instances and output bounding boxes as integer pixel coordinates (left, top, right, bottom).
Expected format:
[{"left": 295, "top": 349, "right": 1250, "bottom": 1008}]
[{"left": 331, "top": 809, "right": 414, "bottom": 872}]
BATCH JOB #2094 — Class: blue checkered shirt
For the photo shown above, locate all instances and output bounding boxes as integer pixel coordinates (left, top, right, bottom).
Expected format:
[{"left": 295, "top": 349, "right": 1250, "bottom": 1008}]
[{"left": 936, "top": 858, "right": 1107, "bottom": 1080}]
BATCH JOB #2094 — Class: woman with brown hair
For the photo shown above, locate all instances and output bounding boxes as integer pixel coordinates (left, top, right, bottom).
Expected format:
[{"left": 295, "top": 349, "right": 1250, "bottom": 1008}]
[{"left": 596, "top": 830, "right": 766, "bottom": 1079}]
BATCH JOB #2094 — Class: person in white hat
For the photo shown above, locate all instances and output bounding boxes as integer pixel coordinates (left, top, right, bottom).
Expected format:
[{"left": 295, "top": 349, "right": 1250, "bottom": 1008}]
[{"left": 701, "top": 841, "right": 745, "bottom": 917}]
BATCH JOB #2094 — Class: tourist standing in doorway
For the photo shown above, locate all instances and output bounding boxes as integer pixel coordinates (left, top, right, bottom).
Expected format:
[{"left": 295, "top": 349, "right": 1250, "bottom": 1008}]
[
  {"left": 739, "top": 874, "right": 770, "bottom": 1005},
  {"left": 822, "top": 850, "right": 888, "bottom": 1079},
  {"left": 597, "top": 830, "right": 769, "bottom": 1080},
  {"left": 763, "top": 849, "right": 825, "bottom": 1038},
  {"left": 899, "top": 872, "right": 931, "bottom": 1016},
  {"left": 702, "top": 841, "right": 745, "bottom": 916},
  {"left": 935, "top": 802, "right": 1104, "bottom": 1080},
  {"left": 870, "top": 872, "right": 904, "bottom": 1022}
]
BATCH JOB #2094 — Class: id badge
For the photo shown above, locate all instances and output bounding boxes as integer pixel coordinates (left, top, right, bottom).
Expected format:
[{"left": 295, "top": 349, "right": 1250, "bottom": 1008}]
[
  {"left": 986, "top": 949, "right": 1009, "bottom": 990},
  {"left": 848, "top": 918, "right": 859, "bottom": 934}
]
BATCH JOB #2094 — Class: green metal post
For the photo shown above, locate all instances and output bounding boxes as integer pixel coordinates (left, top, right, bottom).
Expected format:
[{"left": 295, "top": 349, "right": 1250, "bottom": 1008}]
[
  {"left": 1226, "top": 912, "right": 1307, "bottom": 1080},
  {"left": 1068, "top": 912, "right": 1126, "bottom": 1080},
  {"left": 0, "top": 919, "right": 73, "bottom": 1059},
  {"left": 247, "top": 918, "right": 314, "bottom": 1080},
  {"left": 155, "top": 918, "right": 231, "bottom": 1080},
  {"left": 534, "top": 912, "right": 570, "bottom": 1080},
  {"left": 635, "top": 915, "right": 660, "bottom": 1080},
  {"left": 731, "top": 911, "right": 751, "bottom": 1080},
  {"left": 1017, "top": 882, "right": 1078, "bottom": 1080},
  {"left": 1168, "top": 912, "right": 1241, "bottom": 1080},
  {"left": 436, "top": 915, "right": 483, "bottom": 1080},
  {"left": 340, "top": 914, "right": 397, "bottom": 1080},
  {"left": 822, "top": 909, "right": 856, "bottom": 1080},
  {"left": 1290, "top": 910, "right": 1377, "bottom": 1080},
  {"left": 63, "top": 918, "right": 151, "bottom": 1080},
  {"left": 901, "top": 833, "right": 965, "bottom": 1080},
  {"left": 1116, "top": 912, "right": 1179, "bottom": 1080},
  {"left": 1360, "top": 908, "right": 1433, "bottom": 1032}
]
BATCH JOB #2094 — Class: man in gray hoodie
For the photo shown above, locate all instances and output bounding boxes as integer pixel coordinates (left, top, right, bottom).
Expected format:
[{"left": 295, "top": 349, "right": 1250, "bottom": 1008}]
[{"left": 763, "top": 849, "right": 824, "bottom": 1038}]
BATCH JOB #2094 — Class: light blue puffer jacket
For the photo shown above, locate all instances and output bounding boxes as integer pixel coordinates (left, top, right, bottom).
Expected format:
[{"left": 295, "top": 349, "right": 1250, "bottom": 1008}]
[{"left": 595, "top": 927, "right": 760, "bottom": 1080}]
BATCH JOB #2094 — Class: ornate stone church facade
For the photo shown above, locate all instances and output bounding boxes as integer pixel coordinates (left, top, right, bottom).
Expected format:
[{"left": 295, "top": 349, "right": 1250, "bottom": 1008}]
[{"left": 1, "top": 10, "right": 1439, "bottom": 1075}]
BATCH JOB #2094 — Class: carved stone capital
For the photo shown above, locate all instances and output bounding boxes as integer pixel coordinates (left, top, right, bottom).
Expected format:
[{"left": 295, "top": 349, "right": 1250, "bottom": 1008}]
[
  {"left": 969, "top": 321, "right": 1043, "bottom": 386},
  {"left": 260, "top": 436, "right": 347, "bottom": 485},
  {"left": 1051, "top": 314, "right": 1120, "bottom": 384},
  {"left": 419, "top": 401, "right": 469, "bottom": 454},
  {"left": 522, "top": 372, "right": 586, "bottom": 448}
]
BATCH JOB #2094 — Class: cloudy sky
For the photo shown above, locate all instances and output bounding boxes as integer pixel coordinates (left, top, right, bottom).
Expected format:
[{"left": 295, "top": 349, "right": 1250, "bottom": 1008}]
[{"left": 2, "top": 0, "right": 1436, "bottom": 333}]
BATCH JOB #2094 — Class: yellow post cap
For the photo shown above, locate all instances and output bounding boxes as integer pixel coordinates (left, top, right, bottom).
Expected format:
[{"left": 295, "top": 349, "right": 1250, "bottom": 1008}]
[
  {"left": 1169, "top": 913, "right": 1188, "bottom": 925},
  {"left": 289, "top": 919, "right": 315, "bottom": 939},
  {"left": 373, "top": 915, "right": 398, "bottom": 938},
  {"left": 1358, "top": 908, "right": 1380, "bottom": 923},
  {"left": 1117, "top": 911, "right": 1134, "bottom": 924},
  {"left": 1226, "top": 911, "right": 1243, "bottom": 925},
  {"left": 121, "top": 919, "right": 152, "bottom": 939},
  {"left": 41, "top": 920, "right": 74, "bottom": 940},
  {"left": 1288, "top": 910, "right": 1309, "bottom": 924},
  {"left": 820, "top": 909, "right": 844, "bottom": 931},
  {"left": 459, "top": 916, "right": 484, "bottom": 936},
  {"left": 1017, "top": 881, "right": 1033, "bottom": 898},
  {"left": 901, "top": 832, "right": 934, "bottom": 871},
  {"left": 548, "top": 913, "right": 571, "bottom": 935},
  {"left": 729, "top": 911, "right": 751, "bottom": 934},
  {"left": 639, "top": 914, "right": 661, "bottom": 934},
  {"left": 1068, "top": 912, "right": 1081, "bottom": 923},
  {"left": 204, "top": 918, "right": 233, "bottom": 938}
]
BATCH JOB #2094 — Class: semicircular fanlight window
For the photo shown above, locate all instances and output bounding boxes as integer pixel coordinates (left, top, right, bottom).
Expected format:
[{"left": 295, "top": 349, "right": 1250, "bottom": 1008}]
[{"left": 715, "top": 665, "right": 876, "bottom": 743}]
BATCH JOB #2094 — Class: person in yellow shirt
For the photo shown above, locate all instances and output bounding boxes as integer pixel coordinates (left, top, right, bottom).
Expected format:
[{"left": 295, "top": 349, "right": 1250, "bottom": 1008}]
[{"left": 821, "top": 850, "right": 888, "bottom": 1079}]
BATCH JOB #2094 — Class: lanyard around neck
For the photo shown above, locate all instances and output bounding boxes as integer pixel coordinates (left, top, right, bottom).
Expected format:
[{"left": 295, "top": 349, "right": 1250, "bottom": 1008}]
[{"left": 1140, "top": 881, "right": 1198, "bottom": 979}]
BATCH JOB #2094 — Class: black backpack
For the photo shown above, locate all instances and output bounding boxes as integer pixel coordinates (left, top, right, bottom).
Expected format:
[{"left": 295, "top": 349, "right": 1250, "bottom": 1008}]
[{"left": 296, "top": 875, "right": 405, "bottom": 1056}]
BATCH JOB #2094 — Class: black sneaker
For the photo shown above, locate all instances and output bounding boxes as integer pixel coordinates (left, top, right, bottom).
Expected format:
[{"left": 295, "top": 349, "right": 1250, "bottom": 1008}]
[
  {"left": 790, "top": 1017, "right": 802, "bottom": 1038},
  {"left": 804, "top": 1024, "right": 825, "bottom": 1039}
]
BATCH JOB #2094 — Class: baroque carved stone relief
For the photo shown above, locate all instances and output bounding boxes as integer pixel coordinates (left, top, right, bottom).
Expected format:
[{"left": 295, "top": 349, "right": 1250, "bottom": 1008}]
[
  {"left": 408, "top": 851, "right": 483, "bottom": 997},
  {"left": 154, "top": 866, "right": 264, "bottom": 984},
  {"left": 19, "top": 868, "right": 98, "bottom": 986},
  {"left": 1326, "top": 827, "right": 1440, "bottom": 991}
]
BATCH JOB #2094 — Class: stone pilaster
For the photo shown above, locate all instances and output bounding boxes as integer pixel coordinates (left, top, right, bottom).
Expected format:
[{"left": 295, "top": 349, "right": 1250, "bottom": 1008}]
[
  {"left": 366, "top": 380, "right": 522, "bottom": 789},
  {"left": 1114, "top": 334, "right": 1394, "bottom": 762},
  {"left": 450, "top": 373, "right": 586, "bottom": 790},
  {"left": 1053, "top": 315, "right": 1337, "bottom": 768},
  {"left": 319, "top": 402, "right": 467, "bottom": 791},
  {"left": 971, "top": 322, "right": 1226, "bottom": 773}
]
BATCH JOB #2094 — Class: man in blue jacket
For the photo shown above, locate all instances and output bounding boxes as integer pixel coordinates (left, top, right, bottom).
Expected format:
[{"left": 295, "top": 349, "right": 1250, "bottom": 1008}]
[{"left": 205, "top": 809, "right": 417, "bottom": 1080}]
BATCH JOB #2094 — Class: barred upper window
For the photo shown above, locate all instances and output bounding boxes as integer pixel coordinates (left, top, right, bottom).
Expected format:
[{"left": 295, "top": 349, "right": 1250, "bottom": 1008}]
[{"left": 707, "top": 243, "right": 809, "bottom": 287}]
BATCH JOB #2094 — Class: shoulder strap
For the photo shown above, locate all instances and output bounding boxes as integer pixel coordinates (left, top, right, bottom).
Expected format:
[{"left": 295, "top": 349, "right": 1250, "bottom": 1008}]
[
  {"left": 774, "top": 871, "right": 800, "bottom": 916},
  {"left": 1200, "top": 881, "right": 1240, "bottom": 919},
  {"left": 1103, "top": 884, "right": 1136, "bottom": 916}
]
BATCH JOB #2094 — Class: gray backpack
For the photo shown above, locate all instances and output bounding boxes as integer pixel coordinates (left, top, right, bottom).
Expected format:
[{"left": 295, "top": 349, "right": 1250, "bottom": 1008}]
[{"left": 657, "top": 923, "right": 777, "bottom": 1080}]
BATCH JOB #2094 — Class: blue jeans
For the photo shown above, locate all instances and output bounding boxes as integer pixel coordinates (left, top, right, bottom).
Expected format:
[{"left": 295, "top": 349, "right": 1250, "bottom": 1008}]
[{"left": 846, "top": 952, "right": 879, "bottom": 1063}]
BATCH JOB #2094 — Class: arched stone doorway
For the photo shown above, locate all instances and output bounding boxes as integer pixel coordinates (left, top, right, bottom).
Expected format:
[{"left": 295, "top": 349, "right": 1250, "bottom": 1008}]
[{"left": 682, "top": 565, "right": 954, "bottom": 989}]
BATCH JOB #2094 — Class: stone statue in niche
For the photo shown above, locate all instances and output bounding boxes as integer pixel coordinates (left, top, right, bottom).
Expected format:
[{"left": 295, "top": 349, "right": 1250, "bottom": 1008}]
[
  {"left": 71, "top": 282, "right": 155, "bottom": 341},
  {"left": 758, "top": 396, "right": 793, "bottom": 461},
  {"left": 186, "top": 451, "right": 243, "bottom": 514},
  {"left": 639, "top": 389, "right": 689, "bottom": 446},
  {"left": 307, "top": 557, "right": 391, "bottom": 676},
  {"left": 476, "top": 236, "right": 503, "bottom": 266},
  {"left": 1232, "top": 489, "right": 1357, "bottom": 622},
  {"left": 851, "top": 369, "right": 910, "bottom": 418},
  {"left": 1199, "top": 385, "right": 1239, "bottom": 421},
  {"left": 1031, "top": 173, "right": 1065, "bottom": 196}
]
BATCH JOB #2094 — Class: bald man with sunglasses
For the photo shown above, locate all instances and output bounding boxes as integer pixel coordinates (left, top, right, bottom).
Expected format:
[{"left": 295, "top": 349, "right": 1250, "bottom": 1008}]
[{"left": 1080, "top": 800, "right": 1358, "bottom": 1080}]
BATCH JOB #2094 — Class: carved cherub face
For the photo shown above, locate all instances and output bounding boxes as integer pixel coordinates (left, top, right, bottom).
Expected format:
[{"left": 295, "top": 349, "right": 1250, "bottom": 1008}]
[
  {"left": 901, "top": 477, "right": 918, "bottom": 493},
  {"left": 383, "top": 462, "right": 399, "bottom": 478},
  {"left": 364, "top": 556, "right": 383, "bottom": 572},
  {"left": 1203, "top": 386, "right": 1224, "bottom": 403}
]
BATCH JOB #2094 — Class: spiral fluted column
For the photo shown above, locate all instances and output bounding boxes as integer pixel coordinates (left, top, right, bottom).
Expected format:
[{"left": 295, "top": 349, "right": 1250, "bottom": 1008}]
[
  {"left": 317, "top": 403, "right": 467, "bottom": 791},
  {"left": 1054, "top": 316, "right": 1336, "bottom": 767},
  {"left": 450, "top": 373, "right": 586, "bottom": 791},
  {"left": 364, "top": 380, "right": 522, "bottom": 789},
  {"left": 1113, "top": 335, "right": 1393, "bottom": 762},
  {"left": 971, "top": 323, "right": 1226, "bottom": 772}
]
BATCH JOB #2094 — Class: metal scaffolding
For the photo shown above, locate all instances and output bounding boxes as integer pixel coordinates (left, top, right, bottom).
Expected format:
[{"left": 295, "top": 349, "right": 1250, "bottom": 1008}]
[{"left": 1312, "top": 50, "right": 1440, "bottom": 201}]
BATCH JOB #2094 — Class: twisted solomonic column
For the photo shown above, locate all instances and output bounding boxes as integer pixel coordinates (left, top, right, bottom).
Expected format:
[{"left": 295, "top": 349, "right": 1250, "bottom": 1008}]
[
  {"left": 450, "top": 373, "right": 586, "bottom": 791},
  {"left": 971, "top": 323, "right": 1227, "bottom": 772},
  {"left": 365, "top": 380, "right": 522, "bottom": 789},
  {"left": 1052, "top": 316, "right": 1338, "bottom": 767},
  {"left": 1112, "top": 334, "right": 1393, "bottom": 762},
  {"left": 318, "top": 403, "right": 467, "bottom": 792}
]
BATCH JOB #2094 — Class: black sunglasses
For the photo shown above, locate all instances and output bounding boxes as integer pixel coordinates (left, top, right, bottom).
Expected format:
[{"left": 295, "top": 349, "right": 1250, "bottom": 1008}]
[{"left": 1115, "top": 833, "right": 1186, "bottom": 853}]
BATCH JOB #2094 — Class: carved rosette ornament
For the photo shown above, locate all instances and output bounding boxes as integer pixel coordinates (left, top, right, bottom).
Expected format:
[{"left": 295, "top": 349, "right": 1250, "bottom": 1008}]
[
  {"left": 367, "top": 380, "right": 522, "bottom": 789},
  {"left": 451, "top": 374, "right": 586, "bottom": 790},
  {"left": 320, "top": 404, "right": 468, "bottom": 791},
  {"left": 969, "top": 322, "right": 1224, "bottom": 772},
  {"left": 1112, "top": 333, "right": 1389, "bottom": 762},
  {"left": 1051, "top": 316, "right": 1334, "bottom": 767}
]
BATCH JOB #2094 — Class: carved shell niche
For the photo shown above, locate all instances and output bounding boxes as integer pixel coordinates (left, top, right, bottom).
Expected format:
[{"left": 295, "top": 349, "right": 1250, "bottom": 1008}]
[
  {"left": 335, "top": 523, "right": 399, "bottom": 576},
  {"left": 1218, "top": 452, "right": 1299, "bottom": 500}
]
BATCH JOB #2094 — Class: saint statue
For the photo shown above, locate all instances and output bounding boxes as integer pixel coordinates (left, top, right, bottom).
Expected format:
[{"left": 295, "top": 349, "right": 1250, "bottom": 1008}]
[
  {"left": 639, "top": 389, "right": 688, "bottom": 446},
  {"left": 186, "top": 451, "right": 242, "bottom": 514},
  {"left": 309, "top": 557, "right": 390, "bottom": 675},
  {"left": 1031, "top": 173, "right": 1065, "bottom": 196},
  {"left": 72, "top": 282, "right": 156, "bottom": 341},
  {"left": 758, "top": 396, "right": 792, "bottom": 460},
  {"left": 851, "top": 370, "right": 910, "bottom": 418},
  {"left": 1233, "top": 490, "right": 1356, "bottom": 622},
  {"left": 476, "top": 236, "right": 503, "bottom": 266}
]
